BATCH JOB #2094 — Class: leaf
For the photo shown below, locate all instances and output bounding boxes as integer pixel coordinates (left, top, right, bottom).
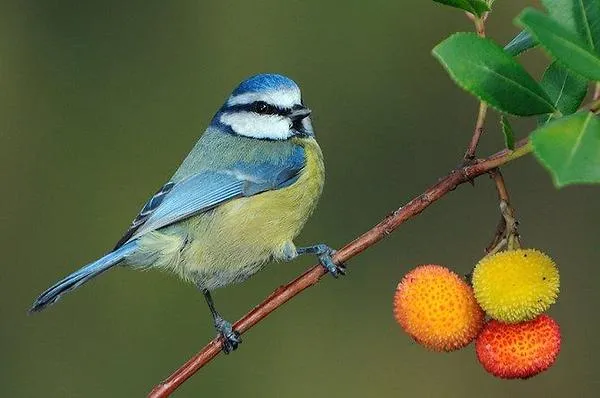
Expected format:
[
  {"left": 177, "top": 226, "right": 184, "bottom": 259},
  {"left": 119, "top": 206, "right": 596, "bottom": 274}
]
[
  {"left": 517, "top": 8, "right": 600, "bottom": 81},
  {"left": 531, "top": 112, "right": 600, "bottom": 187},
  {"left": 542, "top": 0, "right": 600, "bottom": 51},
  {"left": 538, "top": 62, "right": 588, "bottom": 124},
  {"left": 504, "top": 30, "right": 538, "bottom": 56},
  {"left": 432, "top": 33, "right": 556, "bottom": 116},
  {"left": 433, "top": 0, "right": 490, "bottom": 17},
  {"left": 501, "top": 115, "right": 515, "bottom": 150},
  {"left": 542, "top": 0, "right": 583, "bottom": 35},
  {"left": 575, "top": 0, "right": 600, "bottom": 51}
]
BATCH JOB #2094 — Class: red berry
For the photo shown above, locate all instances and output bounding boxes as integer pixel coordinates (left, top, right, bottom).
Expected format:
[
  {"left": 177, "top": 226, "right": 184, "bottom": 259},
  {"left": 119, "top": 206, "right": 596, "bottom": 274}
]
[{"left": 476, "top": 315, "right": 561, "bottom": 379}]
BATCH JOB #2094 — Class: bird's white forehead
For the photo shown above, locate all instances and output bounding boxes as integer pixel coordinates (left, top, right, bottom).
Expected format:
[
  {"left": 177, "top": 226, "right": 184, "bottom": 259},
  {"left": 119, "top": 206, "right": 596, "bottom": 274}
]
[{"left": 227, "top": 87, "right": 301, "bottom": 108}]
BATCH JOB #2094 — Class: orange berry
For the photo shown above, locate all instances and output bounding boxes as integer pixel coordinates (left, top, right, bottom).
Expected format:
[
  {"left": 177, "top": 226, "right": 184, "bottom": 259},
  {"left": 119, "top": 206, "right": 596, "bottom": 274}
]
[
  {"left": 476, "top": 315, "right": 561, "bottom": 379},
  {"left": 393, "top": 264, "right": 484, "bottom": 352}
]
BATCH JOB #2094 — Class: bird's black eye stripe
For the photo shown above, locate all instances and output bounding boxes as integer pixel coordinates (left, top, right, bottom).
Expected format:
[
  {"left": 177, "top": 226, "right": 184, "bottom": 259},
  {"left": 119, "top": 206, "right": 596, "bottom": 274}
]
[
  {"left": 224, "top": 102, "right": 288, "bottom": 116},
  {"left": 252, "top": 101, "right": 278, "bottom": 115}
]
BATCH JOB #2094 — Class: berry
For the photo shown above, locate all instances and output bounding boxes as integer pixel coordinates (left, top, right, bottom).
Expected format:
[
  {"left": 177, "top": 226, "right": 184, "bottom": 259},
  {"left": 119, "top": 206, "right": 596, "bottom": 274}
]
[
  {"left": 393, "top": 264, "right": 484, "bottom": 352},
  {"left": 472, "top": 249, "right": 559, "bottom": 323},
  {"left": 476, "top": 315, "right": 561, "bottom": 379}
]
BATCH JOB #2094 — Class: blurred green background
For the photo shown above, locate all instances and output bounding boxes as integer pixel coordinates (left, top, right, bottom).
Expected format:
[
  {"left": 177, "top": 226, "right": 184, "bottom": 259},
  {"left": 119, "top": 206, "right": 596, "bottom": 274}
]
[{"left": 2, "top": 1, "right": 598, "bottom": 397}]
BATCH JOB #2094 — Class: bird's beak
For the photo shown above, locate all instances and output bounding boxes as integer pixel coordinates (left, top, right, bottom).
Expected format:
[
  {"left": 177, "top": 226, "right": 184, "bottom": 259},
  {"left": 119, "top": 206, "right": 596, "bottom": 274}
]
[{"left": 289, "top": 107, "right": 312, "bottom": 121}]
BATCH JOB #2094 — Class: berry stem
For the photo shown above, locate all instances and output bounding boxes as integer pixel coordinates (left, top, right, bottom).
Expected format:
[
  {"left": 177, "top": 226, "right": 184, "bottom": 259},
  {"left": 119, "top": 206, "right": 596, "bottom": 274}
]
[{"left": 486, "top": 170, "right": 521, "bottom": 254}]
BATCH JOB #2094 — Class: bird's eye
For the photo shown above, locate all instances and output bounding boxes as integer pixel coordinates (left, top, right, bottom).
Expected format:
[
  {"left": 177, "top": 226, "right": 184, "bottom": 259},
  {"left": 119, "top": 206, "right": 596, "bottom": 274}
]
[{"left": 253, "top": 101, "right": 274, "bottom": 114}]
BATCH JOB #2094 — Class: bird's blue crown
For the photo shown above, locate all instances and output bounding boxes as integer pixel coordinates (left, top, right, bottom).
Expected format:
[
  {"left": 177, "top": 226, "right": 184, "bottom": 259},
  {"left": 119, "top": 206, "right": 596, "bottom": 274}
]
[{"left": 232, "top": 73, "right": 299, "bottom": 96}]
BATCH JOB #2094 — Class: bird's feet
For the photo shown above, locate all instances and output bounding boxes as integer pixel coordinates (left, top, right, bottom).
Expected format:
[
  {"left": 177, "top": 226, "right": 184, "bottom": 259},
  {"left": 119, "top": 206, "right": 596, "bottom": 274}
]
[
  {"left": 297, "top": 244, "right": 346, "bottom": 278},
  {"left": 214, "top": 316, "right": 242, "bottom": 354}
]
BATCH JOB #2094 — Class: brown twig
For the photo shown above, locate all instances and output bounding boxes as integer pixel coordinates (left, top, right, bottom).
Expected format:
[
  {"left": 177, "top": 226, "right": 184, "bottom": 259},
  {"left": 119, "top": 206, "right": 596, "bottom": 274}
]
[
  {"left": 464, "top": 102, "right": 489, "bottom": 161},
  {"left": 463, "top": 12, "right": 488, "bottom": 162},
  {"left": 593, "top": 82, "right": 600, "bottom": 101},
  {"left": 493, "top": 170, "right": 521, "bottom": 251},
  {"left": 485, "top": 169, "right": 520, "bottom": 254},
  {"left": 485, "top": 170, "right": 508, "bottom": 253},
  {"left": 491, "top": 169, "right": 510, "bottom": 203},
  {"left": 148, "top": 138, "right": 533, "bottom": 398}
]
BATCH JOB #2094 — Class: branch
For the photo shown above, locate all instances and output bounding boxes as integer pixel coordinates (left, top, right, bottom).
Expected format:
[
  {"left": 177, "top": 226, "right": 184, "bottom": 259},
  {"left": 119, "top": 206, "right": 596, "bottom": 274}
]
[
  {"left": 148, "top": 138, "right": 533, "bottom": 398},
  {"left": 464, "top": 101, "right": 489, "bottom": 161},
  {"left": 463, "top": 12, "right": 488, "bottom": 161},
  {"left": 485, "top": 169, "right": 520, "bottom": 254}
]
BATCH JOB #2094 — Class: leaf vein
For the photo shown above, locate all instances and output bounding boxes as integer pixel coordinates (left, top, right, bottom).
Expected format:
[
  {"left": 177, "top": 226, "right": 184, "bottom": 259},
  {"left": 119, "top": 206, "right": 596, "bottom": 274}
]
[
  {"left": 565, "top": 113, "right": 592, "bottom": 170},
  {"left": 462, "top": 60, "right": 553, "bottom": 109}
]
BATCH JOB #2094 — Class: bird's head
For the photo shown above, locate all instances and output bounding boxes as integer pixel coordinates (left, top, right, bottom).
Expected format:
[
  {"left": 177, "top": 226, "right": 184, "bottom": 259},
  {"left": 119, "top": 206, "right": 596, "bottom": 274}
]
[{"left": 212, "top": 73, "right": 314, "bottom": 140}]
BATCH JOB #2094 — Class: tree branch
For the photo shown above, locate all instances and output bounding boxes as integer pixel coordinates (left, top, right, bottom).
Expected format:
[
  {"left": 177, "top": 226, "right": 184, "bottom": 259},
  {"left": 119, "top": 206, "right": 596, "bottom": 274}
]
[
  {"left": 463, "top": 12, "right": 488, "bottom": 161},
  {"left": 485, "top": 169, "right": 521, "bottom": 254},
  {"left": 464, "top": 101, "right": 489, "bottom": 161},
  {"left": 148, "top": 138, "right": 533, "bottom": 398}
]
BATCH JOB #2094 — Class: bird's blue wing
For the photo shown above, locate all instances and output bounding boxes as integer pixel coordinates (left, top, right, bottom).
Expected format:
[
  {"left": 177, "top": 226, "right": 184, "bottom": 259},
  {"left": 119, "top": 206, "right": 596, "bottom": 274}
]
[{"left": 114, "top": 146, "right": 305, "bottom": 247}]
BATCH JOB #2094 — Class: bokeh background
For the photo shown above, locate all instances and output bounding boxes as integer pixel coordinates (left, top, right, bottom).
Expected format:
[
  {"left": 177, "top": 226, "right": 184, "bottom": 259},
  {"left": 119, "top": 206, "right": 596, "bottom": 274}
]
[{"left": 2, "top": 1, "right": 598, "bottom": 397}]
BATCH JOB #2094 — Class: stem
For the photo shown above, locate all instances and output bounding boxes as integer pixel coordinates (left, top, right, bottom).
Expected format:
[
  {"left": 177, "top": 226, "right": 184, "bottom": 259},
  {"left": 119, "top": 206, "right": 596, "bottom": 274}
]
[
  {"left": 148, "top": 138, "right": 533, "bottom": 398},
  {"left": 474, "top": 16, "right": 486, "bottom": 37},
  {"left": 464, "top": 102, "right": 488, "bottom": 161},
  {"left": 491, "top": 169, "right": 510, "bottom": 203},
  {"left": 463, "top": 12, "right": 488, "bottom": 161},
  {"left": 594, "top": 82, "right": 600, "bottom": 101},
  {"left": 588, "top": 98, "right": 600, "bottom": 113},
  {"left": 486, "top": 170, "right": 520, "bottom": 253},
  {"left": 465, "top": 12, "right": 487, "bottom": 37}
]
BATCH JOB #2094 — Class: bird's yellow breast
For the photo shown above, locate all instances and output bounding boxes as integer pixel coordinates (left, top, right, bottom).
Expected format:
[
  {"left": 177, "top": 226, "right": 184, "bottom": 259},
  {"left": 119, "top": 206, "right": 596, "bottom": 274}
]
[{"left": 172, "top": 137, "right": 325, "bottom": 288}]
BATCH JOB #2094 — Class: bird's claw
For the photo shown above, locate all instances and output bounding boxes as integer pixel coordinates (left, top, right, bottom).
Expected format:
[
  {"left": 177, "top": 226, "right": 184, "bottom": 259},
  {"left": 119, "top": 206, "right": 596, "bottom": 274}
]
[
  {"left": 214, "top": 317, "right": 242, "bottom": 354},
  {"left": 296, "top": 244, "right": 346, "bottom": 278},
  {"left": 317, "top": 247, "right": 346, "bottom": 278}
]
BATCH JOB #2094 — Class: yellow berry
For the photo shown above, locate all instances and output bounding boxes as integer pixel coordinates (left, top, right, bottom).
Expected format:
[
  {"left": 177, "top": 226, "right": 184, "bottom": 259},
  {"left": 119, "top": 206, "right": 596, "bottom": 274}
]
[
  {"left": 472, "top": 249, "right": 559, "bottom": 323},
  {"left": 393, "top": 264, "right": 484, "bottom": 352}
]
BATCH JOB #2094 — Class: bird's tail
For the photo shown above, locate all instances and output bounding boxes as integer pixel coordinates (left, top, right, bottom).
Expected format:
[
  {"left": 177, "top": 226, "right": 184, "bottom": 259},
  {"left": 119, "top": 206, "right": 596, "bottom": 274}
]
[{"left": 29, "top": 241, "right": 137, "bottom": 313}]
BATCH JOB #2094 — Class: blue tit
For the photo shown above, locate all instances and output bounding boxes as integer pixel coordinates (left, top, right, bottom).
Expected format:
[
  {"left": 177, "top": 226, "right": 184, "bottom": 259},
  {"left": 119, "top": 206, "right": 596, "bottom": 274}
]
[{"left": 30, "top": 73, "right": 344, "bottom": 353}]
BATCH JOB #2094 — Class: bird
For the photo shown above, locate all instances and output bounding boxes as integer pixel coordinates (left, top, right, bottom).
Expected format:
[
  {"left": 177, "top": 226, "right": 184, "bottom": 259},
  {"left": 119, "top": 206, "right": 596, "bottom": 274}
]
[{"left": 30, "top": 73, "right": 344, "bottom": 353}]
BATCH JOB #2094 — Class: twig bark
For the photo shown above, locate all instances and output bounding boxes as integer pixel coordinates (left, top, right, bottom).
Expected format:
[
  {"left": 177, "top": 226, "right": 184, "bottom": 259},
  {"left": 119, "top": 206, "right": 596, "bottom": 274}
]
[
  {"left": 485, "top": 169, "right": 520, "bottom": 254},
  {"left": 464, "top": 102, "right": 489, "bottom": 161},
  {"left": 491, "top": 169, "right": 510, "bottom": 203},
  {"left": 463, "top": 12, "right": 488, "bottom": 161},
  {"left": 148, "top": 138, "right": 533, "bottom": 398}
]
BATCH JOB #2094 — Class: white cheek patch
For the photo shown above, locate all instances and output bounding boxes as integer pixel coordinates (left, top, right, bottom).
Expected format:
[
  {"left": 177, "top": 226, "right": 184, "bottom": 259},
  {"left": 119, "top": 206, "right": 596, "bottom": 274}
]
[
  {"left": 220, "top": 112, "right": 293, "bottom": 140},
  {"left": 228, "top": 88, "right": 301, "bottom": 108}
]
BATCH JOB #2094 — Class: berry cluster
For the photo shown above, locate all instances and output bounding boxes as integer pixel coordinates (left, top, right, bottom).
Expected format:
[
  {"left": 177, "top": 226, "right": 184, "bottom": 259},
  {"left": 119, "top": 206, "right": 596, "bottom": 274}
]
[{"left": 393, "top": 249, "right": 561, "bottom": 379}]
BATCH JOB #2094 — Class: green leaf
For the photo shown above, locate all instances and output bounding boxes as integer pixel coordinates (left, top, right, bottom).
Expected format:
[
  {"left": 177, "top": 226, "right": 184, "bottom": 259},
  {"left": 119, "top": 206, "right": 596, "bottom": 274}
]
[
  {"left": 501, "top": 115, "right": 515, "bottom": 150},
  {"left": 517, "top": 8, "right": 600, "bottom": 81},
  {"left": 433, "top": 0, "right": 490, "bottom": 17},
  {"left": 542, "top": 0, "right": 600, "bottom": 51},
  {"left": 504, "top": 30, "right": 538, "bottom": 56},
  {"left": 539, "top": 62, "right": 588, "bottom": 124},
  {"left": 432, "top": 33, "right": 556, "bottom": 116},
  {"left": 531, "top": 112, "right": 600, "bottom": 187},
  {"left": 542, "top": 0, "right": 583, "bottom": 34},
  {"left": 575, "top": 0, "right": 600, "bottom": 51}
]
